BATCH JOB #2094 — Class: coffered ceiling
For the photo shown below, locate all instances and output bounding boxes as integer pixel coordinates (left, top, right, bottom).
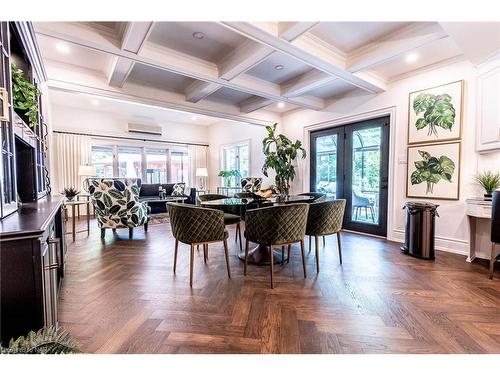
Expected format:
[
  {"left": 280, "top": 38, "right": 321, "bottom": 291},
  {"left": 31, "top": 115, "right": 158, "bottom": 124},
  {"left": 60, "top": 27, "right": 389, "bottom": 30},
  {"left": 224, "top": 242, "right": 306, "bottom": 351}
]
[{"left": 34, "top": 21, "right": 500, "bottom": 124}]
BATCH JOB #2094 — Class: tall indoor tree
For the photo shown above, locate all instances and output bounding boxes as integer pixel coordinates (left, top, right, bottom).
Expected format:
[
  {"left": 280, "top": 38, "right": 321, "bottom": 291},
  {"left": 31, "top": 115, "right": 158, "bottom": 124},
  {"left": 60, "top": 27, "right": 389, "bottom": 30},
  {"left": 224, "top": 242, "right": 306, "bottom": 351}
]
[{"left": 262, "top": 123, "right": 306, "bottom": 197}]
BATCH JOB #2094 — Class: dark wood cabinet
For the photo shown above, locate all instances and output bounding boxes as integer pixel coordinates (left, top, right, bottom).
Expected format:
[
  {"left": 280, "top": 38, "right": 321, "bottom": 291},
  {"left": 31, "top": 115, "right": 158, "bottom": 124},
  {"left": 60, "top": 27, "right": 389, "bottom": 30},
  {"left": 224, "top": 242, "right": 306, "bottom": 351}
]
[{"left": 0, "top": 196, "right": 66, "bottom": 343}]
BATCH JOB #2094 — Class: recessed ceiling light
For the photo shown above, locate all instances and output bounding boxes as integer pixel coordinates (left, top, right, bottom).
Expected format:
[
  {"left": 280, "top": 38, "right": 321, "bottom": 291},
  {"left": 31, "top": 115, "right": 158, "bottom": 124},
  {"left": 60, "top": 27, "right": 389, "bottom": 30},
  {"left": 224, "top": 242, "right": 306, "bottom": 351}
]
[
  {"left": 274, "top": 65, "right": 284, "bottom": 70},
  {"left": 55, "top": 42, "right": 70, "bottom": 54},
  {"left": 192, "top": 32, "right": 205, "bottom": 40},
  {"left": 277, "top": 102, "right": 285, "bottom": 109},
  {"left": 91, "top": 99, "right": 100, "bottom": 106},
  {"left": 405, "top": 52, "right": 419, "bottom": 63}
]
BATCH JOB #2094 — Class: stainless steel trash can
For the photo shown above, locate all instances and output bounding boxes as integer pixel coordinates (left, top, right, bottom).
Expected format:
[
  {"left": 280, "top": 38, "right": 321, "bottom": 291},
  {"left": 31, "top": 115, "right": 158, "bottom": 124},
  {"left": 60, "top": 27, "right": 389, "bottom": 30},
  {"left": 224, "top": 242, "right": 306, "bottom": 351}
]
[{"left": 401, "top": 201, "right": 439, "bottom": 260}]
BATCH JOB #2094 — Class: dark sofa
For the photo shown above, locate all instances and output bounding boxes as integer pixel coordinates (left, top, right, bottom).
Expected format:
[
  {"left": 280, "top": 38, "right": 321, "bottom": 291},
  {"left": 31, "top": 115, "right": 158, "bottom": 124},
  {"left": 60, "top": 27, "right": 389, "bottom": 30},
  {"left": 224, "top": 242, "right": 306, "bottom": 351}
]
[{"left": 139, "top": 183, "right": 196, "bottom": 214}]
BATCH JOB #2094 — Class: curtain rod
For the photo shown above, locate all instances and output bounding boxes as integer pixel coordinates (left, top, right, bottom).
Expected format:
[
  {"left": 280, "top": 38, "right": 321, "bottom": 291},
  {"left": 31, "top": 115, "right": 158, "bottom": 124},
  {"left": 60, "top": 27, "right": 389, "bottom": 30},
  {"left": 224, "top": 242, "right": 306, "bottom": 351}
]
[{"left": 52, "top": 130, "right": 209, "bottom": 147}]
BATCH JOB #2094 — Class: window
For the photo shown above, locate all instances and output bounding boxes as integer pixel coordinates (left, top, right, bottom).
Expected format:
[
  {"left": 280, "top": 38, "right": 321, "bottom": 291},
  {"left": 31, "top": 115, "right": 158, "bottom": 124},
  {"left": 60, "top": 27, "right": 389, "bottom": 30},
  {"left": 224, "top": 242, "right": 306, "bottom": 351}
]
[
  {"left": 91, "top": 146, "right": 114, "bottom": 178},
  {"left": 91, "top": 144, "right": 190, "bottom": 184},
  {"left": 170, "top": 151, "right": 189, "bottom": 185},
  {"left": 221, "top": 142, "right": 249, "bottom": 186},
  {"left": 117, "top": 147, "right": 142, "bottom": 179},
  {"left": 145, "top": 149, "right": 167, "bottom": 184}
]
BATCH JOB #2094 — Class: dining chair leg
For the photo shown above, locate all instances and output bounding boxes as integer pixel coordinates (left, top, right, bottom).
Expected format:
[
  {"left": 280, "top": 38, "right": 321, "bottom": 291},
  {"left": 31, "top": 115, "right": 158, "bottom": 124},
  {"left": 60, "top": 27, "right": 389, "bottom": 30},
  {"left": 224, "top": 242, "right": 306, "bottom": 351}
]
[
  {"left": 173, "top": 239, "right": 179, "bottom": 274},
  {"left": 190, "top": 244, "right": 195, "bottom": 287},
  {"left": 244, "top": 239, "right": 249, "bottom": 276},
  {"left": 281, "top": 246, "right": 285, "bottom": 264},
  {"left": 323, "top": 236, "right": 326, "bottom": 246},
  {"left": 287, "top": 244, "right": 291, "bottom": 264},
  {"left": 315, "top": 235, "right": 320, "bottom": 273},
  {"left": 489, "top": 243, "right": 496, "bottom": 279},
  {"left": 101, "top": 228, "right": 106, "bottom": 238},
  {"left": 300, "top": 240, "right": 307, "bottom": 278},
  {"left": 337, "top": 231, "right": 343, "bottom": 265},
  {"left": 203, "top": 244, "right": 207, "bottom": 264},
  {"left": 112, "top": 228, "right": 116, "bottom": 233},
  {"left": 308, "top": 236, "right": 311, "bottom": 253},
  {"left": 235, "top": 223, "right": 238, "bottom": 242},
  {"left": 237, "top": 223, "right": 243, "bottom": 252},
  {"left": 223, "top": 240, "right": 231, "bottom": 279},
  {"left": 269, "top": 244, "right": 274, "bottom": 289},
  {"left": 129, "top": 227, "right": 134, "bottom": 239}
]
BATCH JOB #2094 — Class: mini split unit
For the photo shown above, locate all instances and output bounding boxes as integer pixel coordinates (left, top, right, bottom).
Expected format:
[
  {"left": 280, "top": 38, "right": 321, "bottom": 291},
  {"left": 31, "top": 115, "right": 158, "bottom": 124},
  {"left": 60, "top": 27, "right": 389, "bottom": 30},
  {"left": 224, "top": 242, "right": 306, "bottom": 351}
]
[{"left": 127, "top": 123, "right": 163, "bottom": 136}]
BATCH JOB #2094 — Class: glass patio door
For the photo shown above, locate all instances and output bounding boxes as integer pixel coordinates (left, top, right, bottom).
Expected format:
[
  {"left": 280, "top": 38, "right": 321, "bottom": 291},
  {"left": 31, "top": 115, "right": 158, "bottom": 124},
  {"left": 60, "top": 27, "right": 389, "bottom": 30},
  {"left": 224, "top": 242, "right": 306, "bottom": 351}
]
[{"left": 310, "top": 116, "right": 389, "bottom": 237}]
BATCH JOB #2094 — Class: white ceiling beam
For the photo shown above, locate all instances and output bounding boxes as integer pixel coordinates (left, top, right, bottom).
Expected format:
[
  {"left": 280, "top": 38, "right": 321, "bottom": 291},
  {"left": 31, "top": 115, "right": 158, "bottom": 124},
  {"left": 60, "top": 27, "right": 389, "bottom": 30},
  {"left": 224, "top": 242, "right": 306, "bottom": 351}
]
[
  {"left": 35, "top": 23, "right": 323, "bottom": 112},
  {"left": 219, "top": 40, "right": 274, "bottom": 81},
  {"left": 278, "top": 22, "right": 320, "bottom": 41},
  {"left": 239, "top": 96, "right": 274, "bottom": 113},
  {"left": 281, "top": 69, "right": 337, "bottom": 97},
  {"left": 346, "top": 23, "right": 448, "bottom": 72},
  {"left": 220, "top": 22, "right": 386, "bottom": 93},
  {"left": 185, "top": 80, "right": 222, "bottom": 103},
  {"left": 107, "top": 22, "right": 154, "bottom": 88}
]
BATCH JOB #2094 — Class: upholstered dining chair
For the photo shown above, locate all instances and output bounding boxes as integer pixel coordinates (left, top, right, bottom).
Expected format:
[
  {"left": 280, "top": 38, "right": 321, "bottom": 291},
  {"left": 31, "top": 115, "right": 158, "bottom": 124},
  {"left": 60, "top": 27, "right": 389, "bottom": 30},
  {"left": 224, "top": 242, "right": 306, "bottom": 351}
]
[
  {"left": 489, "top": 191, "right": 500, "bottom": 279},
  {"left": 197, "top": 194, "right": 242, "bottom": 251},
  {"left": 305, "top": 199, "right": 346, "bottom": 273},
  {"left": 241, "top": 177, "right": 262, "bottom": 192},
  {"left": 299, "top": 192, "right": 327, "bottom": 248},
  {"left": 167, "top": 203, "right": 231, "bottom": 287},
  {"left": 244, "top": 203, "right": 309, "bottom": 288},
  {"left": 87, "top": 178, "right": 150, "bottom": 239}
]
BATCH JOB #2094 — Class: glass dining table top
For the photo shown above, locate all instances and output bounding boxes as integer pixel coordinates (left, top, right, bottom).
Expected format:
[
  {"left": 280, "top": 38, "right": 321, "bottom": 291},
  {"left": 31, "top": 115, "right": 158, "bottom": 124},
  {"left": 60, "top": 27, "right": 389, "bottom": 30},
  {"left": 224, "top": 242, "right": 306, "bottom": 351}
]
[{"left": 200, "top": 195, "right": 315, "bottom": 206}]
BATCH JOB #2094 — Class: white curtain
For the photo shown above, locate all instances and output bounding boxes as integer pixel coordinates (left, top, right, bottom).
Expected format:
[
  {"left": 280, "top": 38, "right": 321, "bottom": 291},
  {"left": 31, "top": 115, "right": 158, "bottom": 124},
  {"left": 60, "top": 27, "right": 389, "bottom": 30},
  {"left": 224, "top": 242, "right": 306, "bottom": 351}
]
[
  {"left": 52, "top": 133, "right": 92, "bottom": 215},
  {"left": 188, "top": 145, "right": 208, "bottom": 190}
]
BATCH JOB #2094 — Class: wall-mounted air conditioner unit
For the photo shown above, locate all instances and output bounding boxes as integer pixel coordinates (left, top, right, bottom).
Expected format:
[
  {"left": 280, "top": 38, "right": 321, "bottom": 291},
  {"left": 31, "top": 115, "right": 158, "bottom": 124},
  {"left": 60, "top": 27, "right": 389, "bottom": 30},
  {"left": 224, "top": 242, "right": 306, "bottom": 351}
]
[{"left": 127, "top": 123, "right": 162, "bottom": 136}]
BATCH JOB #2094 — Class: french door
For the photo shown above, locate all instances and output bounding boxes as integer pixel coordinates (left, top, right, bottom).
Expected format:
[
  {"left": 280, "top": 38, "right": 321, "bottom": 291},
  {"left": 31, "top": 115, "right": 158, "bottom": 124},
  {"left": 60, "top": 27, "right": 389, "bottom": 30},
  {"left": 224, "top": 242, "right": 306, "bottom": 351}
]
[{"left": 310, "top": 116, "right": 390, "bottom": 236}]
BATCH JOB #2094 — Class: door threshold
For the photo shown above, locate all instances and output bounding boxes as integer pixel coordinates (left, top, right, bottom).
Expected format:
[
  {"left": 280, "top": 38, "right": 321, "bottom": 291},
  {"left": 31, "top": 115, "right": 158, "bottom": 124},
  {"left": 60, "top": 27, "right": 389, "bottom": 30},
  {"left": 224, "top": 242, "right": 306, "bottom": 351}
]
[{"left": 341, "top": 229, "right": 387, "bottom": 240}]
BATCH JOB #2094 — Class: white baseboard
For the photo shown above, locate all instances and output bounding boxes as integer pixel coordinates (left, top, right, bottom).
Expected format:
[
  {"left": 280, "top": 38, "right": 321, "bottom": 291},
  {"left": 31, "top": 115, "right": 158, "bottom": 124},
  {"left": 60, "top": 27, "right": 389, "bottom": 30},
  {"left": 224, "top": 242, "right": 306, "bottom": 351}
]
[{"left": 392, "top": 229, "right": 469, "bottom": 257}]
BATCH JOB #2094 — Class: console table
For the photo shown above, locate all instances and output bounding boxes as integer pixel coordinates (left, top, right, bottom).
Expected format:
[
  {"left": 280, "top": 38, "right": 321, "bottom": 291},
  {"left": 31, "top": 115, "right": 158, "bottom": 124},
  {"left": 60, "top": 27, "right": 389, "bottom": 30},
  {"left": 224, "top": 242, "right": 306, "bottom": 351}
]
[{"left": 466, "top": 198, "right": 492, "bottom": 262}]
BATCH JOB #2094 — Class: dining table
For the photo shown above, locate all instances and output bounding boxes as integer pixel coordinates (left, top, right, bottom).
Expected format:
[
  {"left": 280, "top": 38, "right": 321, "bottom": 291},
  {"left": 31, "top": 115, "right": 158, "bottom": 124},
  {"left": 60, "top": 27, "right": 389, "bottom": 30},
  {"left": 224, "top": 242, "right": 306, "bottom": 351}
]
[{"left": 200, "top": 194, "right": 315, "bottom": 265}]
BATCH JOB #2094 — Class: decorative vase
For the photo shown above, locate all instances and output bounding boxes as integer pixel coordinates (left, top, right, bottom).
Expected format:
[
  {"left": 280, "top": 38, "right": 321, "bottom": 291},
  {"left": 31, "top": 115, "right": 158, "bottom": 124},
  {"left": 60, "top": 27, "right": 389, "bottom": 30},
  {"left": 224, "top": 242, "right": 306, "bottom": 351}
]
[{"left": 226, "top": 179, "right": 232, "bottom": 188}]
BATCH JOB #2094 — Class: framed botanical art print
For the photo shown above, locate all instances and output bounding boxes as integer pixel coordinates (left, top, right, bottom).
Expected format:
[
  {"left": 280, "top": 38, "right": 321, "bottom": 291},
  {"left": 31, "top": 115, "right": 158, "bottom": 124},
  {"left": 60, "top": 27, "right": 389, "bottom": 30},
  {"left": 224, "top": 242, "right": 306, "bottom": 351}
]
[
  {"left": 408, "top": 80, "right": 463, "bottom": 145},
  {"left": 406, "top": 141, "right": 461, "bottom": 200}
]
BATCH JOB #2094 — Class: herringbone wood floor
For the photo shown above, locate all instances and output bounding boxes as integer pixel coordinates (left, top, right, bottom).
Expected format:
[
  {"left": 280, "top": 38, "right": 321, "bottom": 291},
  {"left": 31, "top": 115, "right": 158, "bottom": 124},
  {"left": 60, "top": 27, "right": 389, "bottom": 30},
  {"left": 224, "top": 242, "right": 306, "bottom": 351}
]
[{"left": 58, "top": 218, "right": 500, "bottom": 354}]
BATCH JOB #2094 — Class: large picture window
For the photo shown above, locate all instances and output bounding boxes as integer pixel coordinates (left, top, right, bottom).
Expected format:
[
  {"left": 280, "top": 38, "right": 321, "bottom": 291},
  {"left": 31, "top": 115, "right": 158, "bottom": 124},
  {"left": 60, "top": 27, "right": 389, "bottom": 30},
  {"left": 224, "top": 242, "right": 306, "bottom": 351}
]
[
  {"left": 221, "top": 142, "right": 249, "bottom": 186},
  {"left": 91, "top": 144, "right": 189, "bottom": 184}
]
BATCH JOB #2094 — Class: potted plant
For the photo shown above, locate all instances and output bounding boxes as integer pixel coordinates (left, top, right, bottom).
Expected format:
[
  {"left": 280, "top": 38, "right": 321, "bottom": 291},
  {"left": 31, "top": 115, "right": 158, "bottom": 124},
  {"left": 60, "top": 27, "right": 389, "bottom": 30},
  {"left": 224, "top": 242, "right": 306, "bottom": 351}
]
[
  {"left": 61, "top": 187, "right": 80, "bottom": 201},
  {"left": 1, "top": 326, "right": 80, "bottom": 354},
  {"left": 11, "top": 64, "right": 41, "bottom": 128},
  {"left": 262, "top": 123, "right": 306, "bottom": 197},
  {"left": 474, "top": 170, "right": 500, "bottom": 199},
  {"left": 218, "top": 170, "right": 241, "bottom": 187}
]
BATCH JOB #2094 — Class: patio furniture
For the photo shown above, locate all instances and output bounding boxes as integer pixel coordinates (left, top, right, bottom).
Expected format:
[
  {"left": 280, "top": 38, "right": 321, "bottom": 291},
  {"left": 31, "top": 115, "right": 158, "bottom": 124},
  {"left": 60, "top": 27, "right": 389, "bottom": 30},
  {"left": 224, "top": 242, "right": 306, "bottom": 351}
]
[{"left": 353, "top": 189, "right": 375, "bottom": 222}]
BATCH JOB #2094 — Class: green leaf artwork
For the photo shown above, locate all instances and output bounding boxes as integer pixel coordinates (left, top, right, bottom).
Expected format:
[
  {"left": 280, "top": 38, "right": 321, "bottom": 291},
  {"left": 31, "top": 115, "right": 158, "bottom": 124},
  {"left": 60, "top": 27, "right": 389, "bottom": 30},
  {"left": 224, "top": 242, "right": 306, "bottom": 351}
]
[
  {"left": 410, "top": 150, "right": 456, "bottom": 194},
  {"left": 413, "top": 92, "right": 456, "bottom": 137}
]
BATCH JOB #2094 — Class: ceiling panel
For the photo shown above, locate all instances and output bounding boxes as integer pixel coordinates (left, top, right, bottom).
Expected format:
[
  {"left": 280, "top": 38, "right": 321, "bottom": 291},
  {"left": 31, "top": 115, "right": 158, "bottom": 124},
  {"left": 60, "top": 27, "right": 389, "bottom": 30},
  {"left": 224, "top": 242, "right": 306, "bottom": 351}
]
[
  {"left": 369, "top": 37, "right": 463, "bottom": 80},
  {"left": 246, "top": 52, "right": 313, "bottom": 84},
  {"left": 148, "top": 22, "right": 247, "bottom": 63},
  {"left": 310, "top": 22, "right": 411, "bottom": 53},
  {"left": 205, "top": 87, "right": 254, "bottom": 106},
  {"left": 37, "top": 34, "right": 112, "bottom": 73},
  {"left": 126, "top": 63, "right": 195, "bottom": 93},
  {"left": 305, "top": 79, "right": 356, "bottom": 99}
]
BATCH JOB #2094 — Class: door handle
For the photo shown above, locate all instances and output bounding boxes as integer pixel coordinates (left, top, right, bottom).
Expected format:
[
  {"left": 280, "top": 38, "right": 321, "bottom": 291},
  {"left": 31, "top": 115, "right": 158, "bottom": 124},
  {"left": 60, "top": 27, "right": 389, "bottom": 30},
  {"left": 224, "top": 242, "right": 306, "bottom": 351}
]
[{"left": 48, "top": 238, "right": 60, "bottom": 268}]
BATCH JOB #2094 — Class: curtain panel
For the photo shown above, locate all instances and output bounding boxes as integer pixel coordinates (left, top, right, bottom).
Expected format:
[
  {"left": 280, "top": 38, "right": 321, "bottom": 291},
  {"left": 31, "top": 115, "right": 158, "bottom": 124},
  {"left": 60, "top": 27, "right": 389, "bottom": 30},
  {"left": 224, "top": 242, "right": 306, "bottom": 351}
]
[
  {"left": 52, "top": 133, "right": 92, "bottom": 215},
  {"left": 188, "top": 145, "right": 208, "bottom": 191}
]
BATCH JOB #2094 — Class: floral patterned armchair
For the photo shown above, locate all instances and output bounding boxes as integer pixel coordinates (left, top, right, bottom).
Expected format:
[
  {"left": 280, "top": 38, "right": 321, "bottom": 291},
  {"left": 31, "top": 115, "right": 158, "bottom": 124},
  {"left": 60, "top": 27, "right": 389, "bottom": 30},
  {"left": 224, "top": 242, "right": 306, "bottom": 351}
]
[{"left": 86, "top": 178, "right": 150, "bottom": 239}]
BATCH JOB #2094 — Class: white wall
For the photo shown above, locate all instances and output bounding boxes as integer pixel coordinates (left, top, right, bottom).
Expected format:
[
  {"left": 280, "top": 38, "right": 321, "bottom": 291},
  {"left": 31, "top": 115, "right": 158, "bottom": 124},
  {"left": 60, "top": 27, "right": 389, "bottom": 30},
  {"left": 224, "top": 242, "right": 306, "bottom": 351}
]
[
  {"left": 282, "top": 59, "right": 500, "bottom": 256},
  {"left": 50, "top": 104, "right": 209, "bottom": 145},
  {"left": 207, "top": 121, "right": 277, "bottom": 194}
]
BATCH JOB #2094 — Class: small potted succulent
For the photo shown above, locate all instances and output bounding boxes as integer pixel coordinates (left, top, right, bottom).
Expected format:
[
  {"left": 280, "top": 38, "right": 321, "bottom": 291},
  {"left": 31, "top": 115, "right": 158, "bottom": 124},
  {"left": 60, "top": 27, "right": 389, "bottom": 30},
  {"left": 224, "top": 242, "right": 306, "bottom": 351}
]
[
  {"left": 473, "top": 170, "right": 500, "bottom": 200},
  {"left": 61, "top": 187, "right": 80, "bottom": 201}
]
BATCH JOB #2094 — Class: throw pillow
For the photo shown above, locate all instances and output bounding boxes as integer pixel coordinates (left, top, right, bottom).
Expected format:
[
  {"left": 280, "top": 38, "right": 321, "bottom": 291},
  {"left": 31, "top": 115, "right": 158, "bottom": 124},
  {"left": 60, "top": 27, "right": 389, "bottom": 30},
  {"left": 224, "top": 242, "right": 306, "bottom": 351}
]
[{"left": 172, "top": 183, "right": 186, "bottom": 196}]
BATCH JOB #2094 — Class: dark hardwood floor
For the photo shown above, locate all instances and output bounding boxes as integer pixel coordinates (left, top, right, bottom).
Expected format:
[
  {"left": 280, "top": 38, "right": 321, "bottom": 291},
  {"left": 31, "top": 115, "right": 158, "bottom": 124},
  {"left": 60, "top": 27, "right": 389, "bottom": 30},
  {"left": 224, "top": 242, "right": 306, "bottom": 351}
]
[{"left": 58, "top": 217, "right": 500, "bottom": 354}]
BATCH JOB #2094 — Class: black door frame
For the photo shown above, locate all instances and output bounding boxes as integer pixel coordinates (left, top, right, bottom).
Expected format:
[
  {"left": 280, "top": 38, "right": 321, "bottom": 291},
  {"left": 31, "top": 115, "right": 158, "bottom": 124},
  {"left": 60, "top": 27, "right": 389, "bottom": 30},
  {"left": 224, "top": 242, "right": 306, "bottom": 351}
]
[{"left": 310, "top": 115, "right": 390, "bottom": 237}]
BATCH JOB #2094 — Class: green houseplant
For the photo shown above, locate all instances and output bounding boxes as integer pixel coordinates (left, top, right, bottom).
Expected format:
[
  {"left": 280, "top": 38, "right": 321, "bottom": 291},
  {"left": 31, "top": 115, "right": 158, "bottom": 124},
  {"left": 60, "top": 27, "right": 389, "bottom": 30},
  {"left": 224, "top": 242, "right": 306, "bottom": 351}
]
[
  {"left": 262, "top": 123, "right": 306, "bottom": 197},
  {"left": 11, "top": 63, "right": 41, "bottom": 128},
  {"left": 1, "top": 326, "right": 80, "bottom": 354},
  {"left": 61, "top": 187, "right": 80, "bottom": 201},
  {"left": 218, "top": 170, "right": 241, "bottom": 187},
  {"left": 474, "top": 170, "right": 500, "bottom": 198}
]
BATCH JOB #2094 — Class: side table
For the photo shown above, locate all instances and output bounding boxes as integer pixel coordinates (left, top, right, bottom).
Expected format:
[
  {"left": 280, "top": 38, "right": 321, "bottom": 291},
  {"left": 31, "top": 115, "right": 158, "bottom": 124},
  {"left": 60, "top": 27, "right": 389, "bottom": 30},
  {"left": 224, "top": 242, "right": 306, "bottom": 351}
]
[{"left": 64, "top": 200, "right": 91, "bottom": 242}]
